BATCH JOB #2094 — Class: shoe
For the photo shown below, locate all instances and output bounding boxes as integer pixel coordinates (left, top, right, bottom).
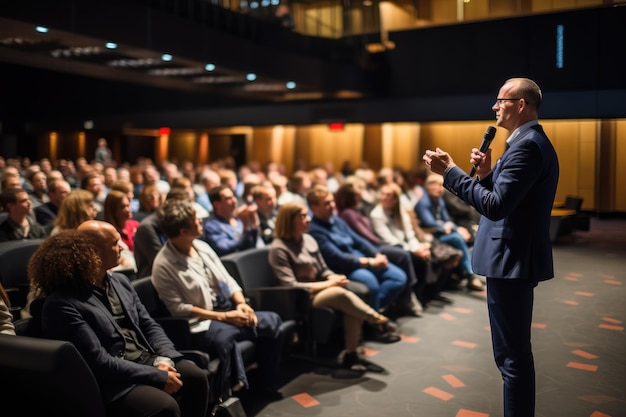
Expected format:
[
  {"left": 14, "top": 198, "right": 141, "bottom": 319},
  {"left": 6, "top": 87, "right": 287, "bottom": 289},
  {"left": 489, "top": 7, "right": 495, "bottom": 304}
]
[
  {"left": 431, "top": 295, "right": 454, "bottom": 304},
  {"left": 342, "top": 351, "right": 386, "bottom": 373},
  {"left": 369, "top": 330, "right": 401, "bottom": 344},
  {"left": 405, "top": 292, "right": 423, "bottom": 317},
  {"left": 260, "top": 388, "right": 284, "bottom": 401},
  {"left": 467, "top": 275, "right": 485, "bottom": 291}
]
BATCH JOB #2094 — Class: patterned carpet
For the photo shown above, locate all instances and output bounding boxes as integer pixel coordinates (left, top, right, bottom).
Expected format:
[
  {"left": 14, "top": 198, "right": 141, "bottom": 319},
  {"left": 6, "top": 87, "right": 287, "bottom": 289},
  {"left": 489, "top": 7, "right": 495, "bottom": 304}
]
[{"left": 238, "top": 217, "right": 626, "bottom": 417}]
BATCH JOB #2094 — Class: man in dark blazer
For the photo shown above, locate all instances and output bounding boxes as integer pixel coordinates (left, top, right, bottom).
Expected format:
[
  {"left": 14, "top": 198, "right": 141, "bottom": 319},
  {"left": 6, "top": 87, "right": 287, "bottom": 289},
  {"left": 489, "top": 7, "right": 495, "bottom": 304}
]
[
  {"left": 423, "top": 78, "right": 559, "bottom": 417},
  {"left": 35, "top": 220, "right": 209, "bottom": 417}
]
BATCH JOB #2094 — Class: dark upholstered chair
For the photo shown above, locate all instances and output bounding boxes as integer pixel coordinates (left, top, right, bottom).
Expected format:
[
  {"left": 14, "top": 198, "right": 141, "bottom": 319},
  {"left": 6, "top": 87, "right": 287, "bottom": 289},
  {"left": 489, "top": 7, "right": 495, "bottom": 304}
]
[
  {"left": 0, "top": 238, "right": 45, "bottom": 319},
  {"left": 0, "top": 333, "right": 107, "bottom": 417},
  {"left": 221, "top": 247, "right": 337, "bottom": 357}
]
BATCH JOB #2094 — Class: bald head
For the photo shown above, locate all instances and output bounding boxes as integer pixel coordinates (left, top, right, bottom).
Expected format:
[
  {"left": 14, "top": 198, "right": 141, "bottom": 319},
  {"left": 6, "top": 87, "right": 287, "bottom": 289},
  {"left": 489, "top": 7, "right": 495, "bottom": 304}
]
[{"left": 78, "top": 220, "right": 122, "bottom": 271}]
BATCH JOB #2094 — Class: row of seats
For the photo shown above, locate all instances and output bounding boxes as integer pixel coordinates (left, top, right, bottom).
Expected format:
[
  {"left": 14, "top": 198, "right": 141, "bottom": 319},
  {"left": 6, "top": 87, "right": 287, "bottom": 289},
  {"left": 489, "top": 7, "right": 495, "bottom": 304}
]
[{"left": 0, "top": 239, "right": 304, "bottom": 414}]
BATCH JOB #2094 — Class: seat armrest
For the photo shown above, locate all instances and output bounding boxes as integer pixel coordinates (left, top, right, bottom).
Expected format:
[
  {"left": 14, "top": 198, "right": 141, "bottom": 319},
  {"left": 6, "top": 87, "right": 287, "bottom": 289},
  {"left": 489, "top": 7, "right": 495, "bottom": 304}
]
[{"left": 245, "top": 286, "right": 309, "bottom": 321}]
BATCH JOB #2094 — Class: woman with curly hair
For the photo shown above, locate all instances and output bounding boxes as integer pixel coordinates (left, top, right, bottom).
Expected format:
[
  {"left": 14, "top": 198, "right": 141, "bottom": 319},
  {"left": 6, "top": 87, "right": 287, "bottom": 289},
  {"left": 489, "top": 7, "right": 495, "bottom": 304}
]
[
  {"left": 51, "top": 189, "right": 98, "bottom": 235},
  {"left": 28, "top": 223, "right": 209, "bottom": 417}
]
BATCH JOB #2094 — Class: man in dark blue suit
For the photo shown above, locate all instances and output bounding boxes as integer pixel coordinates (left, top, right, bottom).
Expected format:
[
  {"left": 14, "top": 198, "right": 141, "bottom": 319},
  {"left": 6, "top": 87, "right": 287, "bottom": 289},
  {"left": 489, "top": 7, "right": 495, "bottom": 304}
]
[{"left": 423, "top": 78, "right": 559, "bottom": 417}]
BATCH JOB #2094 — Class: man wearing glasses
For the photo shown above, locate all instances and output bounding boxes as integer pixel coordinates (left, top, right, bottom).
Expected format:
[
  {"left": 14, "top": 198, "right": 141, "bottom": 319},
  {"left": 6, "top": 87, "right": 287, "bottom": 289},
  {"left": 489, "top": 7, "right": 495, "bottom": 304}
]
[{"left": 423, "top": 78, "right": 559, "bottom": 417}]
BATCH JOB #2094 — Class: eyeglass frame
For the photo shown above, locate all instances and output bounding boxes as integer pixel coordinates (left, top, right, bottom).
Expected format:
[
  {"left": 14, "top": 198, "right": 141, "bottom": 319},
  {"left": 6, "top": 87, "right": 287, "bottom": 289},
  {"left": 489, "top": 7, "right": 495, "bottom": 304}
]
[{"left": 494, "top": 97, "right": 522, "bottom": 107}]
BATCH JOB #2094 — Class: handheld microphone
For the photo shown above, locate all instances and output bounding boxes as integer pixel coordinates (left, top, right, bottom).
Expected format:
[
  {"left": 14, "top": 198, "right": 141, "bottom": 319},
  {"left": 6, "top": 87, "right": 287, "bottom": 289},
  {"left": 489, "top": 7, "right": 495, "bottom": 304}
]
[{"left": 469, "top": 126, "right": 497, "bottom": 177}]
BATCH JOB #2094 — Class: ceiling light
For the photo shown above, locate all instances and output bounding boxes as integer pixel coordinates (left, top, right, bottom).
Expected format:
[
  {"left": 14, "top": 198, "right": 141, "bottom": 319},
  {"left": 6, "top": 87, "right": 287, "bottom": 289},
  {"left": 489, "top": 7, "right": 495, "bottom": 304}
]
[
  {"left": 271, "top": 0, "right": 280, "bottom": 5},
  {"left": 261, "top": 0, "right": 270, "bottom": 6},
  {"left": 363, "top": 1, "right": 373, "bottom": 6},
  {"left": 250, "top": 1, "right": 259, "bottom": 9},
  {"left": 246, "top": 73, "right": 257, "bottom": 81},
  {"left": 35, "top": 26, "right": 48, "bottom": 33},
  {"left": 161, "top": 53, "right": 173, "bottom": 62},
  {"left": 205, "top": 63, "right": 216, "bottom": 72},
  {"left": 105, "top": 42, "right": 117, "bottom": 49},
  {"left": 286, "top": 81, "right": 296, "bottom": 90}
]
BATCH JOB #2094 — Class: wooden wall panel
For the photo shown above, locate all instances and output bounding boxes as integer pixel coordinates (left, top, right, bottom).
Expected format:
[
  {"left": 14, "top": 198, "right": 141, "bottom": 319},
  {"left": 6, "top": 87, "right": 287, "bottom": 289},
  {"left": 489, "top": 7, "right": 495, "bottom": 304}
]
[{"left": 615, "top": 120, "right": 626, "bottom": 212}]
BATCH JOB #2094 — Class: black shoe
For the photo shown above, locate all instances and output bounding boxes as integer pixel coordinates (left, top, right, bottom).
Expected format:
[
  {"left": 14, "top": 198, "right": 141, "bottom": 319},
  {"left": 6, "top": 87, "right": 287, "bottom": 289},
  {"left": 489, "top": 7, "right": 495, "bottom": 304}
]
[
  {"left": 342, "top": 352, "right": 386, "bottom": 373},
  {"left": 431, "top": 295, "right": 454, "bottom": 304},
  {"left": 260, "top": 388, "right": 284, "bottom": 401}
]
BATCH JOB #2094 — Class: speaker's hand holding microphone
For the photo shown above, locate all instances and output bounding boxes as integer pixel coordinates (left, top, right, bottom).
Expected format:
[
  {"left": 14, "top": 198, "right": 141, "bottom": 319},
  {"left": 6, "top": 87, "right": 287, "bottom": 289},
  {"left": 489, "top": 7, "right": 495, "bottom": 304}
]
[{"left": 469, "top": 126, "right": 497, "bottom": 178}]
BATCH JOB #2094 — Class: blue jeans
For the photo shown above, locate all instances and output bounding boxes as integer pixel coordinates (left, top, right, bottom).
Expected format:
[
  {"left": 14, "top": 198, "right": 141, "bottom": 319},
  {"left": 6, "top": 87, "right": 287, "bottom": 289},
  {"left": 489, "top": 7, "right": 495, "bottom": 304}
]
[
  {"left": 348, "top": 261, "right": 406, "bottom": 311},
  {"left": 438, "top": 231, "right": 473, "bottom": 275}
]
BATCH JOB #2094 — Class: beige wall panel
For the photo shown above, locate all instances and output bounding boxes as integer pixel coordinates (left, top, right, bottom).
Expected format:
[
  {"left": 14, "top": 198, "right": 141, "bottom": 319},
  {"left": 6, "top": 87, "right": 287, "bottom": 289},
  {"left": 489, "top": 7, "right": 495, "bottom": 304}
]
[
  {"left": 431, "top": 0, "right": 457, "bottom": 24},
  {"left": 615, "top": 120, "right": 626, "bottom": 212},
  {"left": 380, "top": 2, "right": 416, "bottom": 31},
  {"left": 548, "top": 121, "right": 580, "bottom": 202},
  {"left": 168, "top": 132, "right": 197, "bottom": 164},
  {"left": 463, "top": 0, "right": 490, "bottom": 21},
  {"left": 249, "top": 127, "right": 274, "bottom": 167},
  {"left": 386, "top": 123, "right": 421, "bottom": 171},
  {"left": 294, "top": 125, "right": 364, "bottom": 173}
]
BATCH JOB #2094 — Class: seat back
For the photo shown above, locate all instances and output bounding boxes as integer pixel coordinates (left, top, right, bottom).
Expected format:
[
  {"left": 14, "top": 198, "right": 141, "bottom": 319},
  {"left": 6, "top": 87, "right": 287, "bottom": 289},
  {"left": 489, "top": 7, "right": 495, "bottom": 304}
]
[
  {"left": 0, "top": 238, "right": 45, "bottom": 316},
  {"left": 132, "top": 276, "right": 172, "bottom": 318},
  {"left": 564, "top": 195, "right": 583, "bottom": 212},
  {"left": 222, "top": 248, "right": 306, "bottom": 320},
  {"left": 0, "top": 334, "right": 106, "bottom": 417}
]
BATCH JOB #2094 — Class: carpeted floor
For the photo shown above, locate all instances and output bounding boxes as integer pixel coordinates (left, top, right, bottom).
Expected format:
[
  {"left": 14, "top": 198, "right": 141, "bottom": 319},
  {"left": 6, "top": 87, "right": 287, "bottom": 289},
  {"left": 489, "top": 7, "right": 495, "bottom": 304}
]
[{"left": 238, "top": 217, "right": 626, "bottom": 417}]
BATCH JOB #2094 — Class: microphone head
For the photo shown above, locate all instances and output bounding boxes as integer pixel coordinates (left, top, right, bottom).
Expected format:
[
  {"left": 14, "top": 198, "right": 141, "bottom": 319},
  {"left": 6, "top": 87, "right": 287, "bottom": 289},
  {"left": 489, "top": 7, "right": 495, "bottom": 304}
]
[{"left": 484, "top": 126, "right": 497, "bottom": 141}]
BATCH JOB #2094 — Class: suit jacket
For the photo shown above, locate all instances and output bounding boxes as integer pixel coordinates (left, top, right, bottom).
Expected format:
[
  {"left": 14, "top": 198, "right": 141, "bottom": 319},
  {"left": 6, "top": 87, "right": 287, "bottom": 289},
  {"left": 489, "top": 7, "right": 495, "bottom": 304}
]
[
  {"left": 41, "top": 272, "right": 183, "bottom": 403},
  {"left": 444, "top": 123, "right": 559, "bottom": 281},
  {"left": 308, "top": 215, "right": 378, "bottom": 275},
  {"left": 34, "top": 202, "right": 58, "bottom": 227},
  {"left": 133, "top": 213, "right": 166, "bottom": 278}
]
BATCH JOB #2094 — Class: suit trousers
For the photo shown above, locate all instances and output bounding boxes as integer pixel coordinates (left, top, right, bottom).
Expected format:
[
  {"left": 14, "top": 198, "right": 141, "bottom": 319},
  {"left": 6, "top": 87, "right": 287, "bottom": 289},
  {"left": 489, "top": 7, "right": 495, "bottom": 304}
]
[{"left": 487, "top": 277, "right": 536, "bottom": 417}]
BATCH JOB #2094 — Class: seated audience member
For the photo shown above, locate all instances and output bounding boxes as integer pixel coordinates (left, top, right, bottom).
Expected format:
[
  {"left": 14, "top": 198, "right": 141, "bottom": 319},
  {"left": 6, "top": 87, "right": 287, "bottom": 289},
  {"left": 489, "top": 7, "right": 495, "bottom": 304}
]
[
  {"left": 28, "top": 223, "right": 209, "bottom": 417},
  {"left": 252, "top": 183, "right": 278, "bottom": 245},
  {"left": 371, "top": 183, "right": 457, "bottom": 305},
  {"left": 0, "top": 188, "right": 47, "bottom": 241},
  {"left": 104, "top": 190, "right": 139, "bottom": 272},
  {"left": 1, "top": 282, "right": 16, "bottom": 335},
  {"left": 415, "top": 174, "right": 484, "bottom": 291},
  {"left": 143, "top": 165, "right": 170, "bottom": 197},
  {"left": 307, "top": 185, "right": 407, "bottom": 312},
  {"left": 81, "top": 171, "right": 106, "bottom": 213},
  {"left": 27, "top": 169, "right": 49, "bottom": 208},
  {"left": 110, "top": 179, "right": 140, "bottom": 215},
  {"left": 335, "top": 180, "right": 423, "bottom": 317},
  {"left": 269, "top": 203, "right": 400, "bottom": 362},
  {"left": 443, "top": 189, "right": 481, "bottom": 246},
  {"left": 202, "top": 184, "right": 264, "bottom": 256},
  {"left": 151, "top": 199, "right": 284, "bottom": 400},
  {"left": 196, "top": 169, "right": 221, "bottom": 215},
  {"left": 276, "top": 170, "right": 310, "bottom": 207},
  {"left": 170, "top": 176, "right": 210, "bottom": 221},
  {"left": 133, "top": 187, "right": 190, "bottom": 278},
  {"left": 51, "top": 189, "right": 98, "bottom": 235},
  {"left": 134, "top": 184, "right": 162, "bottom": 223},
  {"left": 34, "top": 179, "right": 71, "bottom": 231}
]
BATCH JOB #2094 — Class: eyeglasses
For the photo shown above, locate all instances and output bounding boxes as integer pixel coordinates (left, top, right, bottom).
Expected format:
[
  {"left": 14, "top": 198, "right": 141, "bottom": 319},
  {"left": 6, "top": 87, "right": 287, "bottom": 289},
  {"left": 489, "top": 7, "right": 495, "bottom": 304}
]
[{"left": 494, "top": 97, "right": 521, "bottom": 107}]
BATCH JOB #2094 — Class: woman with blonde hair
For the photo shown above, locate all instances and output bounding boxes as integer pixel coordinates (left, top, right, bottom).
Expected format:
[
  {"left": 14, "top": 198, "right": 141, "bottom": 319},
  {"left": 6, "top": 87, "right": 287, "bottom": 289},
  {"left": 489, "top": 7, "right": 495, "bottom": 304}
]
[
  {"left": 51, "top": 189, "right": 98, "bottom": 234},
  {"left": 269, "top": 202, "right": 400, "bottom": 373}
]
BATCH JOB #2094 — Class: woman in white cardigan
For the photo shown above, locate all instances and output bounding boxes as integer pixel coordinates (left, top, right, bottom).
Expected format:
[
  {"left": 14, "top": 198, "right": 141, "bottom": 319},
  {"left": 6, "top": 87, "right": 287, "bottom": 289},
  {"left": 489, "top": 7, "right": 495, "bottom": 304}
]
[{"left": 370, "top": 183, "right": 454, "bottom": 306}]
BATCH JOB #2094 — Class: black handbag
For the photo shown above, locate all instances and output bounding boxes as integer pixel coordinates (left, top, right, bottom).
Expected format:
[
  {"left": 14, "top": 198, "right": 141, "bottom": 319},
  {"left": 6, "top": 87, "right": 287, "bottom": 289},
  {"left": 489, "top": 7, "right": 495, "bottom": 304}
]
[{"left": 211, "top": 397, "right": 247, "bottom": 417}]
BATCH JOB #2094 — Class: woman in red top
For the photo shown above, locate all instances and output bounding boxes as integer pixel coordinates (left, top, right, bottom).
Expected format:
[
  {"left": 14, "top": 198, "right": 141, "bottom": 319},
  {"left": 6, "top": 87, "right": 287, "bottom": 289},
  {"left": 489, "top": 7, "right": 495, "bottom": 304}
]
[{"left": 104, "top": 190, "right": 139, "bottom": 272}]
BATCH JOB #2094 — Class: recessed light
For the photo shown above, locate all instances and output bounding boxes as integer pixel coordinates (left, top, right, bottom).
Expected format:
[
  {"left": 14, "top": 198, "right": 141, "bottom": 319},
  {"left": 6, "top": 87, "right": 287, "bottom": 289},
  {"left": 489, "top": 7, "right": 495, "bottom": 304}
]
[
  {"left": 161, "top": 53, "right": 173, "bottom": 62},
  {"left": 205, "top": 63, "right": 216, "bottom": 72},
  {"left": 286, "top": 81, "right": 296, "bottom": 89},
  {"left": 105, "top": 42, "right": 117, "bottom": 49},
  {"left": 35, "top": 26, "right": 48, "bottom": 33},
  {"left": 246, "top": 73, "right": 257, "bottom": 81}
]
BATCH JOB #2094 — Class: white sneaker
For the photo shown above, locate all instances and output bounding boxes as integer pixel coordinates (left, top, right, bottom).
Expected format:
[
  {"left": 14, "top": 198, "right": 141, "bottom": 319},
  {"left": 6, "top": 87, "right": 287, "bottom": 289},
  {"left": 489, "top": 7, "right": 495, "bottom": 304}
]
[{"left": 408, "top": 292, "right": 423, "bottom": 317}]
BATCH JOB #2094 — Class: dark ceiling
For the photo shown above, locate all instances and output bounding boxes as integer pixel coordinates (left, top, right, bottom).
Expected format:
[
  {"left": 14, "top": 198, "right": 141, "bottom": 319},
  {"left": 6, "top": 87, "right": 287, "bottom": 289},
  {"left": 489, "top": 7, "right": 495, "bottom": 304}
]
[{"left": 0, "top": 0, "right": 380, "bottom": 126}]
